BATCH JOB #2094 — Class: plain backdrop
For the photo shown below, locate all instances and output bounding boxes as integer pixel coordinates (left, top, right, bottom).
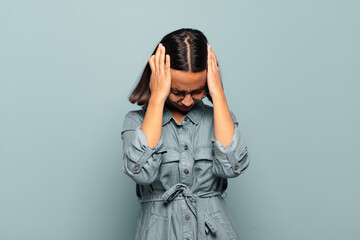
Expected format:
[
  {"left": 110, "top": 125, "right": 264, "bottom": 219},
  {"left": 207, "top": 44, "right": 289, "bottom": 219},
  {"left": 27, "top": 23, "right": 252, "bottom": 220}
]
[{"left": 1, "top": 0, "right": 359, "bottom": 239}]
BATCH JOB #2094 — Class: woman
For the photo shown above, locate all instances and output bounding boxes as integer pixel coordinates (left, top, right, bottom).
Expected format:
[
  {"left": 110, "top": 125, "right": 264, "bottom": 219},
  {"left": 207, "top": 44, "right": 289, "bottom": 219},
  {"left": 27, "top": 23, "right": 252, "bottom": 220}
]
[{"left": 121, "top": 28, "right": 249, "bottom": 240}]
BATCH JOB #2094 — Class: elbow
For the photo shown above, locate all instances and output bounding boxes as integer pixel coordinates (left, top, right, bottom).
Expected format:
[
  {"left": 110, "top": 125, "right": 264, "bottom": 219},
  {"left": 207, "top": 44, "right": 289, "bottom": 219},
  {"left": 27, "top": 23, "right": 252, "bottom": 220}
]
[
  {"left": 236, "top": 153, "right": 250, "bottom": 175},
  {"left": 122, "top": 156, "right": 158, "bottom": 185},
  {"left": 213, "top": 151, "right": 250, "bottom": 178}
]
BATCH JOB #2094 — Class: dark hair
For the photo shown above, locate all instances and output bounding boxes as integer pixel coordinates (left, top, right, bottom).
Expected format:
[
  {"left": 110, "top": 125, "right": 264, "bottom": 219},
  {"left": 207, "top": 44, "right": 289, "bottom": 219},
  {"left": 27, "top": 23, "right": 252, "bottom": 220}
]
[{"left": 129, "top": 28, "right": 214, "bottom": 105}]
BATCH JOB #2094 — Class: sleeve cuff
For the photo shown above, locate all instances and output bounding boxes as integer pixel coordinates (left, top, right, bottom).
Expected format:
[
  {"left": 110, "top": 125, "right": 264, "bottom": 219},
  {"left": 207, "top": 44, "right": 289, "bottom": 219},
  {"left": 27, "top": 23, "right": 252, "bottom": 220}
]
[
  {"left": 211, "top": 124, "right": 247, "bottom": 172},
  {"left": 131, "top": 126, "right": 165, "bottom": 174}
]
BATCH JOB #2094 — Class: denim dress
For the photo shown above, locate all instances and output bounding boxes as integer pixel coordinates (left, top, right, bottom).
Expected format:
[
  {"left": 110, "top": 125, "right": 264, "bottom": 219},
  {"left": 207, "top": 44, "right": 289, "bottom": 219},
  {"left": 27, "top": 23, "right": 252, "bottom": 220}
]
[{"left": 121, "top": 100, "right": 249, "bottom": 240}]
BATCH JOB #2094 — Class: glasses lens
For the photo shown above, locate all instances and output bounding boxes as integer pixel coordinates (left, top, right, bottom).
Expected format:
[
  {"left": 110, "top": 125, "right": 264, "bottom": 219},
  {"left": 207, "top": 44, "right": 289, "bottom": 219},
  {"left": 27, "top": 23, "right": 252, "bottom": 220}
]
[
  {"left": 191, "top": 91, "right": 204, "bottom": 100},
  {"left": 191, "top": 86, "right": 207, "bottom": 100}
]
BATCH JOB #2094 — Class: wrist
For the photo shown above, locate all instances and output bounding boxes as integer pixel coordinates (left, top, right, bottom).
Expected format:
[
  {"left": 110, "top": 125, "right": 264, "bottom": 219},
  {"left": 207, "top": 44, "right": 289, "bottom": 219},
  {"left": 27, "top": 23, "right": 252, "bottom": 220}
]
[
  {"left": 149, "top": 94, "right": 166, "bottom": 106},
  {"left": 210, "top": 90, "right": 226, "bottom": 101}
]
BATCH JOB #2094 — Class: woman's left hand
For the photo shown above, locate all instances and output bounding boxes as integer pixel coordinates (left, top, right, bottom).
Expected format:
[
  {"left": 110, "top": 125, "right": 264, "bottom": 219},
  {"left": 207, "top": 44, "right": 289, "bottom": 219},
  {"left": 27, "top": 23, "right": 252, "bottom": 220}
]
[{"left": 207, "top": 44, "right": 224, "bottom": 98}]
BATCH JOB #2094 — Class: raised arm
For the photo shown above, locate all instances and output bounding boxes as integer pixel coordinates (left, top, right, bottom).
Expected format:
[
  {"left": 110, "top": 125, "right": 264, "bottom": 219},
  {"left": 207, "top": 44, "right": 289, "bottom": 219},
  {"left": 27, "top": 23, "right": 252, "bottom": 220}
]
[
  {"left": 141, "top": 43, "right": 171, "bottom": 148},
  {"left": 207, "top": 44, "right": 249, "bottom": 178},
  {"left": 121, "top": 43, "right": 171, "bottom": 185}
]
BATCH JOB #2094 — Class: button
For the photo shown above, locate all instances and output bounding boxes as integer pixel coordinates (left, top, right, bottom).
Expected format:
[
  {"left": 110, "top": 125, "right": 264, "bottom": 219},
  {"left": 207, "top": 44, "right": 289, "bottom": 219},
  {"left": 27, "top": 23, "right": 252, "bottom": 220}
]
[
  {"left": 184, "top": 169, "right": 189, "bottom": 175},
  {"left": 185, "top": 215, "right": 190, "bottom": 221},
  {"left": 234, "top": 165, "right": 239, "bottom": 170},
  {"left": 183, "top": 116, "right": 188, "bottom": 121},
  {"left": 133, "top": 165, "right": 139, "bottom": 171},
  {"left": 184, "top": 145, "right": 188, "bottom": 150}
]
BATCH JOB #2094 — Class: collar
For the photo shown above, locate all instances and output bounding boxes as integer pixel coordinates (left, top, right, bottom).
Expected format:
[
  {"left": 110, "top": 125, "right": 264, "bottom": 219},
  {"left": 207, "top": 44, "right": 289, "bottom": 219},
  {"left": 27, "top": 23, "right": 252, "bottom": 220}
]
[{"left": 162, "top": 100, "right": 204, "bottom": 126}]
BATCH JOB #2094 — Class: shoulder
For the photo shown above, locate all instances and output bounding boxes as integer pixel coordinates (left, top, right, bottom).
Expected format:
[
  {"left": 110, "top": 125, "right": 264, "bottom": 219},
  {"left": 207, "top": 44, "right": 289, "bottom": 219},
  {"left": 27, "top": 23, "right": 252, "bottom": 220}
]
[
  {"left": 123, "top": 108, "right": 146, "bottom": 128},
  {"left": 202, "top": 103, "right": 214, "bottom": 119}
]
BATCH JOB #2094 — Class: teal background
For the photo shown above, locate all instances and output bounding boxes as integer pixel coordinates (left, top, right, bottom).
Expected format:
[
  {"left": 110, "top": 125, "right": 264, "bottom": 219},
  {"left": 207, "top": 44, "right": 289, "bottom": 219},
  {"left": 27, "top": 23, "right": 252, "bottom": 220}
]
[{"left": 1, "top": 0, "right": 359, "bottom": 239}]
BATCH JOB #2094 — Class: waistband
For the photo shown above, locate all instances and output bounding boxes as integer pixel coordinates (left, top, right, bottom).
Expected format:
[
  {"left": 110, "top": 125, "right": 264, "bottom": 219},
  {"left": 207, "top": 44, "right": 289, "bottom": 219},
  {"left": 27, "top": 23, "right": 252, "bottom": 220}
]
[
  {"left": 139, "top": 183, "right": 223, "bottom": 239},
  {"left": 140, "top": 191, "right": 223, "bottom": 203}
]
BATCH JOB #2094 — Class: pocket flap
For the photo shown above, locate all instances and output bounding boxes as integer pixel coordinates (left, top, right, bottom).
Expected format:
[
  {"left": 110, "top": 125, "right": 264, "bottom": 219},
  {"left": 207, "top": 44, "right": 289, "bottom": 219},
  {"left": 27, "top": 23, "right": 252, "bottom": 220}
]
[
  {"left": 193, "top": 145, "right": 214, "bottom": 161},
  {"left": 162, "top": 147, "right": 180, "bottom": 163}
]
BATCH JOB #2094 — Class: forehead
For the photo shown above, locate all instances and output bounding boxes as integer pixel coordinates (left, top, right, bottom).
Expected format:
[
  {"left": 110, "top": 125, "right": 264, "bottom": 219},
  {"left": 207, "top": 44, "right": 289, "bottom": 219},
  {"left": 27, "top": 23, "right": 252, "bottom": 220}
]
[{"left": 170, "top": 69, "right": 207, "bottom": 90}]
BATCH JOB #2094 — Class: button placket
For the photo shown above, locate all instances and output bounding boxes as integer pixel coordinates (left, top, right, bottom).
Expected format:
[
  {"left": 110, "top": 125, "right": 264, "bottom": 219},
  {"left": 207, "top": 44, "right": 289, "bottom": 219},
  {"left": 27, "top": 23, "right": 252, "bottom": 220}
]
[
  {"left": 182, "top": 116, "right": 190, "bottom": 133},
  {"left": 178, "top": 123, "right": 193, "bottom": 186}
]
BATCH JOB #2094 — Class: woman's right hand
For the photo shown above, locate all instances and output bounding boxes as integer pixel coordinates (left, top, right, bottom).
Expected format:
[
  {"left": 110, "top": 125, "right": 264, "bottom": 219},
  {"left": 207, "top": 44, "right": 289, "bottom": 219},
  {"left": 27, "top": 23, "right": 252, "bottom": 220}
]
[{"left": 148, "top": 43, "right": 171, "bottom": 103}]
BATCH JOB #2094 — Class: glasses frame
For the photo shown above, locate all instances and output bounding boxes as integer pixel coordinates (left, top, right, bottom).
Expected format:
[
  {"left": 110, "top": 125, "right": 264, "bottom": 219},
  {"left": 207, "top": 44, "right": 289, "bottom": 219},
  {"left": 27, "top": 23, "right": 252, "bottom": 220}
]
[{"left": 170, "top": 85, "right": 208, "bottom": 103}]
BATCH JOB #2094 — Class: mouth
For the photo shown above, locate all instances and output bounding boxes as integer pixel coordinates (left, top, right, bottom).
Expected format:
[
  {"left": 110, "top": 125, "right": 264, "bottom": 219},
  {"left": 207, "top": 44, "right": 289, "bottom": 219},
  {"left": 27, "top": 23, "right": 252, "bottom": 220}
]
[{"left": 178, "top": 105, "right": 193, "bottom": 111}]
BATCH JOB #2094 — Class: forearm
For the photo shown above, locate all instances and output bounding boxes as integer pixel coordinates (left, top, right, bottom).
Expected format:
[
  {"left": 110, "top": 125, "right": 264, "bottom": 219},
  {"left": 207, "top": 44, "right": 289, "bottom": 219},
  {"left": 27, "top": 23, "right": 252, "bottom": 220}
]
[
  {"left": 141, "top": 96, "right": 165, "bottom": 149},
  {"left": 211, "top": 92, "right": 249, "bottom": 178},
  {"left": 213, "top": 92, "right": 234, "bottom": 148}
]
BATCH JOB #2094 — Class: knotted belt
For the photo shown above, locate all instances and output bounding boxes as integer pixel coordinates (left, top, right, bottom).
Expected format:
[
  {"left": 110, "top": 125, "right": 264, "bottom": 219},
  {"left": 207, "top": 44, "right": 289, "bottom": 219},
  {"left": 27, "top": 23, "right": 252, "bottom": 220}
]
[{"left": 140, "top": 183, "right": 221, "bottom": 240}]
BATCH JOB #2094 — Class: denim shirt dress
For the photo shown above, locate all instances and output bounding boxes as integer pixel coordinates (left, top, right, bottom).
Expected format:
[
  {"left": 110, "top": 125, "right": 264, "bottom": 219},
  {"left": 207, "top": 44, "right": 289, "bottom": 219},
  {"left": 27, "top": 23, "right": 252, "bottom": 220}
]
[{"left": 121, "top": 100, "right": 249, "bottom": 240}]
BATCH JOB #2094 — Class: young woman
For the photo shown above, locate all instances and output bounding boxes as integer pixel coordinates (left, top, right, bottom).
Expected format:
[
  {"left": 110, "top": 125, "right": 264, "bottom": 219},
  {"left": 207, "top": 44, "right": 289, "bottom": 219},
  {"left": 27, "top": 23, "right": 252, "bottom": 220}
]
[{"left": 121, "top": 28, "right": 249, "bottom": 240}]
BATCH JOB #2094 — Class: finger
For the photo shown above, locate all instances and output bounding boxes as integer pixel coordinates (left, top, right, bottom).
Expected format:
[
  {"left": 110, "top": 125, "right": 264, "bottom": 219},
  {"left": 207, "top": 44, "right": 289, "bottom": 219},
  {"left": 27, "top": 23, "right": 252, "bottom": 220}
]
[
  {"left": 159, "top": 45, "right": 165, "bottom": 74},
  {"left": 154, "top": 43, "right": 162, "bottom": 71},
  {"left": 207, "top": 44, "right": 211, "bottom": 70},
  {"left": 148, "top": 55, "right": 155, "bottom": 72},
  {"left": 165, "top": 54, "right": 170, "bottom": 75},
  {"left": 210, "top": 48, "right": 219, "bottom": 67},
  {"left": 212, "top": 51, "right": 217, "bottom": 69},
  {"left": 209, "top": 48, "right": 215, "bottom": 70}
]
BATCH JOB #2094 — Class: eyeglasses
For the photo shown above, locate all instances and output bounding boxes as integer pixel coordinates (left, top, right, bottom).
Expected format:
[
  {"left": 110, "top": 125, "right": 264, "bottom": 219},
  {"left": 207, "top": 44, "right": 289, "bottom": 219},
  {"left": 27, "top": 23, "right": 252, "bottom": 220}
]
[{"left": 169, "top": 85, "right": 208, "bottom": 103}]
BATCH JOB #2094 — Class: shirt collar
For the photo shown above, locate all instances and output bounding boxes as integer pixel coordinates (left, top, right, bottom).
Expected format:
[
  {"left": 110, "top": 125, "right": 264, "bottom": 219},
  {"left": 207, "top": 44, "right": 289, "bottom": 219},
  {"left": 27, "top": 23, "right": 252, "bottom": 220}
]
[
  {"left": 162, "top": 100, "right": 204, "bottom": 126},
  {"left": 143, "top": 100, "right": 205, "bottom": 126}
]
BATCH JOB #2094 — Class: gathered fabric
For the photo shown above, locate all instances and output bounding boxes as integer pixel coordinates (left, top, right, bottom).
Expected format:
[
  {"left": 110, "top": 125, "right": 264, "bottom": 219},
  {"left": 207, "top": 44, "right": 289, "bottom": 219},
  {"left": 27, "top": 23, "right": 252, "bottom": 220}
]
[{"left": 141, "top": 183, "right": 220, "bottom": 239}]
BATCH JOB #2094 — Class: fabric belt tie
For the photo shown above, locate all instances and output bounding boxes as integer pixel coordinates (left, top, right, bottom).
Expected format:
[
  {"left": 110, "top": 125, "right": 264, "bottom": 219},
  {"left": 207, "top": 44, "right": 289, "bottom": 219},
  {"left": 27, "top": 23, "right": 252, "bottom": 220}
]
[{"left": 160, "top": 183, "right": 218, "bottom": 239}]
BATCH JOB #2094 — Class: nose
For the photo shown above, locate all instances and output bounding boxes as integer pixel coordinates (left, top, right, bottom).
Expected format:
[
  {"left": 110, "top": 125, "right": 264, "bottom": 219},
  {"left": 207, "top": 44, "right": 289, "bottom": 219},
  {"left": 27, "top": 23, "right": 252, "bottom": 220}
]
[{"left": 182, "top": 93, "right": 194, "bottom": 106}]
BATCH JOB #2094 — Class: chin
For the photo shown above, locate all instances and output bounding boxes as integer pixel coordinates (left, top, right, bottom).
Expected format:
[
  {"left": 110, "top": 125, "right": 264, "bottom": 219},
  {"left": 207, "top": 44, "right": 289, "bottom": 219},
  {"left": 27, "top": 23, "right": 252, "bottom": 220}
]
[
  {"left": 166, "top": 99, "right": 193, "bottom": 113},
  {"left": 177, "top": 104, "right": 194, "bottom": 112}
]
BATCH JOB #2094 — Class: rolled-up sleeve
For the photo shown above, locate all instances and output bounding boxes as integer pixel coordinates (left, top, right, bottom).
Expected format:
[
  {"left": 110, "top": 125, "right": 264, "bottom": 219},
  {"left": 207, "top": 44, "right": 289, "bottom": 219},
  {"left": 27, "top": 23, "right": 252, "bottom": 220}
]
[
  {"left": 211, "top": 111, "right": 249, "bottom": 178},
  {"left": 121, "top": 112, "right": 166, "bottom": 185}
]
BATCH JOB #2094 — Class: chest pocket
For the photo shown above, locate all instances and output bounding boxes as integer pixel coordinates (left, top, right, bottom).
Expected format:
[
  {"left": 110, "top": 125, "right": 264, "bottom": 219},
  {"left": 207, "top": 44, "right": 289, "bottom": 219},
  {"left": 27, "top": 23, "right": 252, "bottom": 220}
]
[
  {"left": 193, "top": 145, "right": 215, "bottom": 186},
  {"left": 193, "top": 144, "right": 214, "bottom": 173},
  {"left": 158, "top": 147, "right": 180, "bottom": 185}
]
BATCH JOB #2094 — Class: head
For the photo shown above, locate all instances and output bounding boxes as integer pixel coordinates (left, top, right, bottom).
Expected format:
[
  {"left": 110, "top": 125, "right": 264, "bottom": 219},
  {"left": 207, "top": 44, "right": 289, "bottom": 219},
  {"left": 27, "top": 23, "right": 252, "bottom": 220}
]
[{"left": 129, "top": 28, "right": 214, "bottom": 112}]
